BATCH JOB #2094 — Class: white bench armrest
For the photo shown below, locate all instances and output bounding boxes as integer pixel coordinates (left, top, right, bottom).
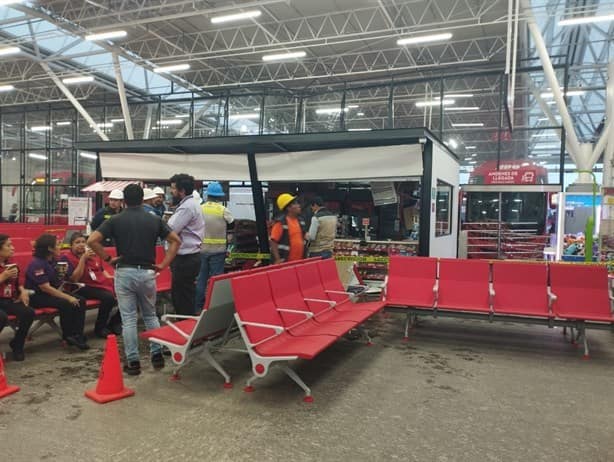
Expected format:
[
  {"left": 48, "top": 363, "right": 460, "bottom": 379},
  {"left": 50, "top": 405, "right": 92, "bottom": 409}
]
[
  {"left": 277, "top": 308, "right": 314, "bottom": 319},
  {"left": 304, "top": 298, "right": 336, "bottom": 308},
  {"left": 240, "top": 321, "right": 285, "bottom": 335}
]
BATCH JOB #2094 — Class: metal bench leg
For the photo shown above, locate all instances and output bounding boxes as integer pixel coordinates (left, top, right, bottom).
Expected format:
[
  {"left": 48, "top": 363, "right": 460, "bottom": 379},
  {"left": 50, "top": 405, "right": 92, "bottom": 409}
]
[
  {"left": 281, "top": 365, "right": 313, "bottom": 402},
  {"left": 202, "top": 344, "right": 232, "bottom": 388},
  {"left": 402, "top": 312, "right": 411, "bottom": 342},
  {"left": 581, "top": 324, "right": 590, "bottom": 359},
  {"left": 357, "top": 325, "right": 372, "bottom": 345}
]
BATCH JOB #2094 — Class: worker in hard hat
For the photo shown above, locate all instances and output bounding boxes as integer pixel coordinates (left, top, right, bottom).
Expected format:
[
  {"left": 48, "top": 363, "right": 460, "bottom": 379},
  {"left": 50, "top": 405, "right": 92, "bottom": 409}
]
[
  {"left": 142, "top": 188, "right": 159, "bottom": 216},
  {"left": 152, "top": 187, "right": 166, "bottom": 217},
  {"left": 270, "top": 193, "right": 306, "bottom": 264},
  {"left": 194, "top": 181, "right": 234, "bottom": 312},
  {"left": 91, "top": 189, "right": 124, "bottom": 246}
]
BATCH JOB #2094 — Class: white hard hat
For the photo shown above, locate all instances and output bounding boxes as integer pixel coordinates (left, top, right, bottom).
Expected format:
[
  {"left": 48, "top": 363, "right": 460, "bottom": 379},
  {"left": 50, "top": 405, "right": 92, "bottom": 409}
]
[
  {"left": 109, "top": 189, "right": 124, "bottom": 200},
  {"left": 153, "top": 186, "right": 165, "bottom": 196},
  {"left": 192, "top": 190, "right": 201, "bottom": 201},
  {"left": 143, "top": 188, "right": 157, "bottom": 201}
]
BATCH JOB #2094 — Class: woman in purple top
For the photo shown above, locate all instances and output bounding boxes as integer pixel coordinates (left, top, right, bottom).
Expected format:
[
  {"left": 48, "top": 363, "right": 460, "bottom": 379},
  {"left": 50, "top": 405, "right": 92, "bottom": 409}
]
[{"left": 25, "top": 234, "right": 89, "bottom": 350}]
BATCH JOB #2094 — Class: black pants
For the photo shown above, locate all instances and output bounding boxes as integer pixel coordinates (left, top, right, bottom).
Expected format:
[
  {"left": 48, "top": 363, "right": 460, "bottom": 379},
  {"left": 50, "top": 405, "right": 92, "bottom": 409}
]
[
  {"left": 75, "top": 286, "right": 117, "bottom": 333},
  {"left": 30, "top": 292, "right": 86, "bottom": 339},
  {"left": 0, "top": 299, "right": 35, "bottom": 351},
  {"left": 170, "top": 252, "right": 201, "bottom": 315}
]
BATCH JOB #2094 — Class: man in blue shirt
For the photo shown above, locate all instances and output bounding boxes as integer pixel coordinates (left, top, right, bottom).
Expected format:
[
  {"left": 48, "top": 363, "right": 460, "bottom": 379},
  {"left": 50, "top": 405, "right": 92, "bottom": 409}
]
[{"left": 168, "top": 174, "right": 205, "bottom": 315}]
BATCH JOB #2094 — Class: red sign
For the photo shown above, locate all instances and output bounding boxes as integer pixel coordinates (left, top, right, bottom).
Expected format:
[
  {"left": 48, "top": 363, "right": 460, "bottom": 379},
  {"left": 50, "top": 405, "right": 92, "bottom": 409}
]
[
  {"left": 362, "top": 218, "right": 370, "bottom": 226},
  {"left": 470, "top": 160, "right": 548, "bottom": 185}
]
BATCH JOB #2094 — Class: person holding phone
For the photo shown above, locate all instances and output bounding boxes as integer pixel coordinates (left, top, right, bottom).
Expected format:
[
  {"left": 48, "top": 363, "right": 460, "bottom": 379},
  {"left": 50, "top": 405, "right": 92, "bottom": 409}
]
[
  {"left": 25, "top": 234, "right": 89, "bottom": 350},
  {"left": 0, "top": 234, "right": 34, "bottom": 361},
  {"left": 60, "top": 232, "right": 121, "bottom": 339}
]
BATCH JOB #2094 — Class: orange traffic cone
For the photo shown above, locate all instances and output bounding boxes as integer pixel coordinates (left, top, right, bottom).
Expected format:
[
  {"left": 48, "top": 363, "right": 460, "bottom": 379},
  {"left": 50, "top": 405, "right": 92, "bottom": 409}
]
[
  {"left": 0, "top": 354, "right": 20, "bottom": 399},
  {"left": 85, "top": 335, "right": 134, "bottom": 404}
]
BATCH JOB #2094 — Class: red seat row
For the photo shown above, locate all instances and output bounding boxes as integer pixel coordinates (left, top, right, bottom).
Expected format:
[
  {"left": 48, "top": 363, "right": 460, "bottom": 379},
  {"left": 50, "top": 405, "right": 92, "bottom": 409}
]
[
  {"left": 384, "top": 256, "right": 613, "bottom": 356},
  {"left": 231, "top": 259, "right": 384, "bottom": 400},
  {"left": 4, "top": 245, "right": 171, "bottom": 341}
]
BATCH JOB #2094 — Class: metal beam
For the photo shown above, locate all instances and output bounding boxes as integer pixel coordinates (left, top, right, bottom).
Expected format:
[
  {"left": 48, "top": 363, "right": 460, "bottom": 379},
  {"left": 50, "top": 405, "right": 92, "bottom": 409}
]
[
  {"left": 40, "top": 62, "right": 109, "bottom": 141},
  {"left": 112, "top": 53, "right": 134, "bottom": 140}
]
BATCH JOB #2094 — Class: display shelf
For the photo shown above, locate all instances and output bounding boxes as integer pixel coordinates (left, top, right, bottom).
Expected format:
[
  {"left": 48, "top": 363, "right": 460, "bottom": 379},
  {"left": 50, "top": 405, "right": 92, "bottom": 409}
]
[{"left": 334, "top": 238, "right": 418, "bottom": 281}]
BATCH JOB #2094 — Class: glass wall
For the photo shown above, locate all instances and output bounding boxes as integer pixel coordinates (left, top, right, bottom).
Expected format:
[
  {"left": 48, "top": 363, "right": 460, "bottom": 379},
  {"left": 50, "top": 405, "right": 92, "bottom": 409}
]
[{"left": 0, "top": 65, "right": 593, "bottom": 223}]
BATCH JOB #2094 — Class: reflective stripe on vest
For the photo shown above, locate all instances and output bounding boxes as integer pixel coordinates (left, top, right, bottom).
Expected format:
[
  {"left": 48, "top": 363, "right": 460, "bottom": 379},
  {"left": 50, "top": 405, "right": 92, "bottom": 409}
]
[{"left": 203, "top": 238, "right": 227, "bottom": 244}]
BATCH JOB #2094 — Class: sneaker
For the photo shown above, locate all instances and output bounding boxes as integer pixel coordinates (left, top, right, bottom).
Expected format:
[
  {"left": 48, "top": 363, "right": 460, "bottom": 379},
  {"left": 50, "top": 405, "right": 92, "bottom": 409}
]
[
  {"left": 94, "top": 327, "right": 112, "bottom": 339},
  {"left": 123, "top": 361, "right": 141, "bottom": 376},
  {"left": 9, "top": 339, "right": 25, "bottom": 362},
  {"left": 65, "top": 335, "right": 90, "bottom": 350},
  {"left": 151, "top": 352, "right": 165, "bottom": 370},
  {"left": 109, "top": 323, "right": 122, "bottom": 336}
]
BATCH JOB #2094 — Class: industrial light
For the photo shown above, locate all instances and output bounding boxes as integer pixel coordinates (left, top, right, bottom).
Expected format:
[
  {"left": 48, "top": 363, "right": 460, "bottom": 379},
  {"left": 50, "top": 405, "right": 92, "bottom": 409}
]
[
  {"left": 446, "top": 139, "right": 459, "bottom": 149},
  {"left": 0, "top": 84, "right": 15, "bottom": 92},
  {"left": 533, "top": 144, "right": 560, "bottom": 149},
  {"left": 228, "top": 113, "right": 260, "bottom": 120},
  {"left": 262, "top": 51, "right": 306, "bottom": 61},
  {"left": 28, "top": 153, "right": 48, "bottom": 160},
  {"left": 356, "top": 112, "right": 365, "bottom": 116},
  {"left": 538, "top": 116, "right": 561, "bottom": 121},
  {"left": 211, "top": 10, "right": 261, "bottom": 24},
  {"left": 540, "top": 90, "right": 585, "bottom": 98},
  {"left": 85, "top": 30, "right": 127, "bottom": 41},
  {"left": 559, "top": 13, "right": 614, "bottom": 26},
  {"left": 157, "top": 119, "right": 183, "bottom": 125},
  {"left": 55, "top": 121, "right": 72, "bottom": 126},
  {"left": 531, "top": 133, "right": 557, "bottom": 138},
  {"left": 451, "top": 123, "right": 484, "bottom": 127},
  {"left": 110, "top": 118, "right": 124, "bottom": 123},
  {"left": 397, "top": 33, "right": 452, "bottom": 46},
  {"left": 446, "top": 107, "right": 480, "bottom": 111},
  {"left": 347, "top": 105, "right": 359, "bottom": 109},
  {"left": 465, "top": 146, "right": 477, "bottom": 149},
  {"left": 445, "top": 93, "right": 474, "bottom": 98},
  {"left": 153, "top": 63, "right": 191, "bottom": 73},
  {"left": 0, "top": 46, "right": 20, "bottom": 56},
  {"left": 315, "top": 107, "right": 349, "bottom": 115},
  {"left": 62, "top": 75, "right": 94, "bottom": 84},
  {"left": 347, "top": 128, "right": 372, "bottom": 131},
  {"left": 415, "top": 99, "right": 455, "bottom": 107},
  {"left": 79, "top": 152, "right": 97, "bottom": 160},
  {"left": 174, "top": 114, "right": 190, "bottom": 118},
  {"left": 30, "top": 126, "right": 51, "bottom": 131}
]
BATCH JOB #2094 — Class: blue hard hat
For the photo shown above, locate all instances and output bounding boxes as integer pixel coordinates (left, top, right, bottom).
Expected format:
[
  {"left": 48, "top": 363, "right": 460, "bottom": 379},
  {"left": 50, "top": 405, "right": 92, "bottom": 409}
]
[{"left": 206, "top": 181, "right": 225, "bottom": 197}]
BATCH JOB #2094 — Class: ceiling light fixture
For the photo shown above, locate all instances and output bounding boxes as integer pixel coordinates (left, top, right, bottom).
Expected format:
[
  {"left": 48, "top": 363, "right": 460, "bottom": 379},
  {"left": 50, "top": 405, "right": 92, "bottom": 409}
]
[
  {"left": 559, "top": 13, "right": 614, "bottom": 26},
  {"left": 62, "top": 75, "right": 94, "bottom": 84},
  {"left": 446, "top": 139, "right": 459, "bottom": 149},
  {"left": 0, "top": 46, "right": 20, "bottom": 56},
  {"left": 110, "top": 118, "right": 124, "bottom": 123},
  {"left": 30, "top": 126, "right": 51, "bottom": 132},
  {"left": 79, "top": 152, "right": 97, "bottom": 160},
  {"left": 451, "top": 123, "right": 484, "bottom": 127},
  {"left": 315, "top": 107, "right": 349, "bottom": 115},
  {"left": 445, "top": 94, "right": 474, "bottom": 98},
  {"left": 347, "top": 128, "right": 372, "bottom": 131},
  {"left": 415, "top": 99, "right": 455, "bottom": 107},
  {"left": 153, "top": 63, "right": 191, "bottom": 73},
  {"left": 28, "top": 153, "right": 47, "bottom": 160},
  {"left": 446, "top": 107, "right": 480, "bottom": 111},
  {"left": 157, "top": 119, "right": 183, "bottom": 125},
  {"left": 211, "top": 10, "right": 261, "bottom": 24},
  {"left": 540, "top": 90, "right": 585, "bottom": 98},
  {"left": 262, "top": 51, "right": 306, "bottom": 61},
  {"left": 55, "top": 121, "right": 72, "bottom": 126},
  {"left": 0, "top": 84, "right": 15, "bottom": 92},
  {"left": 228, "top": 113, "right": 260, "bottom": 120},
  {"left": 397, "top": 32, "right": 452, "bottom": 46},
  {"left": 465, "top": 146, "right": 477, "bottom": 149},
  {"left": 85, "top": 30, "right": 127, "bottom": 41}
]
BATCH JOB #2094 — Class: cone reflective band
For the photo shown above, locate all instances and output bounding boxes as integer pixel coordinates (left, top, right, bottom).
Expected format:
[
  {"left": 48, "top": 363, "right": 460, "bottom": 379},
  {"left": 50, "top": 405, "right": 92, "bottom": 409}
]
[{"left": 85, "top": 334, "right": 134, "bottom": 404}]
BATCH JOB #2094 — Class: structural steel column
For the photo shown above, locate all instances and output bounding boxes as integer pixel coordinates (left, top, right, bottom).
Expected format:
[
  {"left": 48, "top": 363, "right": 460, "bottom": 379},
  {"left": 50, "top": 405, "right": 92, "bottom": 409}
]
[{"left": 112, "top": 53, "right": 134, "bottom": 140}]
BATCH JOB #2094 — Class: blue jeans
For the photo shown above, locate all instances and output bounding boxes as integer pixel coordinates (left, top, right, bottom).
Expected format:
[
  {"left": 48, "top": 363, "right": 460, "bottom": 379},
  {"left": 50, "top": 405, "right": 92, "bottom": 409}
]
[
  {"left": 195, "top": 252, "right": 226, "bottom": 312},
  {"left": 309, "top": 250, "right": 333, "bottom": 259},
  {"left": 114, "top": 267, "right": 161, "bottom": 363}
]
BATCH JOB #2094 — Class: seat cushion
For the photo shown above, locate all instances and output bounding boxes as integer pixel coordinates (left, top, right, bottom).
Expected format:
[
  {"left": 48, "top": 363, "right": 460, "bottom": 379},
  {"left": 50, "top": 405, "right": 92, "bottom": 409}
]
[
  {"left": 140, "top": 319, "right": 197, "bottom": 346},
  {"left": 288, "top": 319, "right": 355, "bottom": 337},
  {"left": 254, "top": 332, "right": 336, "bottom": 359}
]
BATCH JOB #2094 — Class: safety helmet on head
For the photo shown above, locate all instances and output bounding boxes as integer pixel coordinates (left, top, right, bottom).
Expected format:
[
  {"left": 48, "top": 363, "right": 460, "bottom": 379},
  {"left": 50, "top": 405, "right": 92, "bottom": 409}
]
[
  {"left": 109, "top": 189, "right": 124, "bottom": 200},
  {"left": 142, "top": 188, "right": 157, "bottom": 201},
  {"left": 276, "top": 193, "right": 296, "bottom": 211},
  {"left": 206, "top": 181, "right": 225, "bottom": 198},
  {"left": 152, "top": 186, "right": 165, "bottom": 196}
]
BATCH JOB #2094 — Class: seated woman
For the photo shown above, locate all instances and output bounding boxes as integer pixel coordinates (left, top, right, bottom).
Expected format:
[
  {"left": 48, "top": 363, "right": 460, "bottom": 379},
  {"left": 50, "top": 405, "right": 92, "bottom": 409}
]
[
  {"left": 25, "top": 234, "right": 89, "bottom": 350},
  {"left": 0, "top": 234, "right": 35, "bottom": 361},
  {"left": 60, "top": 232, "right": 121, "bottom": 338}
]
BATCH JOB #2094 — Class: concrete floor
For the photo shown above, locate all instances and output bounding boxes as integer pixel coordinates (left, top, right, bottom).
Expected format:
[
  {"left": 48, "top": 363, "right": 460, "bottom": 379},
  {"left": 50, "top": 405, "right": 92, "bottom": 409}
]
[{"left": 1, "top": 310, "right": 613, "bottom": 462}]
